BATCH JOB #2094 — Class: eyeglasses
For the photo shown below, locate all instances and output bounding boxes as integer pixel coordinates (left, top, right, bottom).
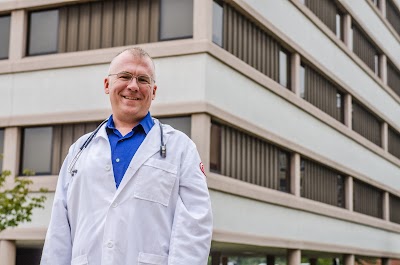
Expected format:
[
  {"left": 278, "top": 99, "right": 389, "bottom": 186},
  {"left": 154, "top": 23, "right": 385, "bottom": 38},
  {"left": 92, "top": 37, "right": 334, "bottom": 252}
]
[{"left": 108, "top": 72, "right": 155, "bottom": 86}]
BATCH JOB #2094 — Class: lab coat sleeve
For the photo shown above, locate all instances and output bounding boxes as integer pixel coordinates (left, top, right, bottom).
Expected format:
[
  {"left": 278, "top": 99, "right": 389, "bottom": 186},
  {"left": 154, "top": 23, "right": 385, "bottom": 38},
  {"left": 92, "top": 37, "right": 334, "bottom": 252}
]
[
  {"left": 40, "top": 146, "right": 74, "bottom": 265},
  {"left": 168, "top": 141, "right": 213, "bottom": 265}
]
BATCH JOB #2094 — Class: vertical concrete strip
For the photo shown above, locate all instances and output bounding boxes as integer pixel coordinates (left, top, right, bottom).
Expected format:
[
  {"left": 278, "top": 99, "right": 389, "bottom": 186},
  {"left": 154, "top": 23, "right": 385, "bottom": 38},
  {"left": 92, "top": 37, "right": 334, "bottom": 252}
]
[
  {"left": 290, "top": 153, "right": 301, "bottom": 197},
  {"left": 191, "top": 113, "right": 211, "bottom": 174},
  {"left": 344, "top": 254, "right": 355, "bottom": 265},
  {"left": 0, "top": 240, "right": 16, "bottom": 265},
  {"left": 9, "top": 10, "right": 27, "bottom": 61},
  {"left": 287, "top": 249, "right": 301, "bottom": 265},
  {"left": 193, "top": 0, "right": 213, "bottom": 41}
]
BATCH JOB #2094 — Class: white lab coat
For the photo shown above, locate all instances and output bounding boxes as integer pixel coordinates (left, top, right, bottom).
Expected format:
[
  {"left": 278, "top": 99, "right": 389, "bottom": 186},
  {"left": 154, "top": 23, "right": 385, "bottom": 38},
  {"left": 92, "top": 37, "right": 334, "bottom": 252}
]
[{"left": 41, "top": 120, "right": 213, "bottom": 265}]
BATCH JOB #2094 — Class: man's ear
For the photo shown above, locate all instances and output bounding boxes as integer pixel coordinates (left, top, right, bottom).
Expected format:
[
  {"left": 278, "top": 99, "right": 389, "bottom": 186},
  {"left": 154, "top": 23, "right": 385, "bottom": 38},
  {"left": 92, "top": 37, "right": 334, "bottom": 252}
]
[
  {"left": 104, "top": 78, "right": 110, "bottom": 94},
  {"left": 152, "top": 84, "right": 157, "bottom": 100}
]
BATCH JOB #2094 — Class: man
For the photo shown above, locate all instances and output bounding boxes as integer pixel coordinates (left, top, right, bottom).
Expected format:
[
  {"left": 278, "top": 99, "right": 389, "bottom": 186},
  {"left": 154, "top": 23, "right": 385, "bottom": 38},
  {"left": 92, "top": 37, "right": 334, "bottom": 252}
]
[{"left": 41, "top": 47, "right": 213, "bottom": 265}]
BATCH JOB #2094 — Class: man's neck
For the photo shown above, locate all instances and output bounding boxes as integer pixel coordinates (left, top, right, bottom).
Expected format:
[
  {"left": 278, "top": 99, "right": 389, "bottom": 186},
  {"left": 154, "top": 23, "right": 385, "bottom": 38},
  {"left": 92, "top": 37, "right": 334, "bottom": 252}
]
[{"left": 113, "top": 118, "right": 140, "bottom": 136}]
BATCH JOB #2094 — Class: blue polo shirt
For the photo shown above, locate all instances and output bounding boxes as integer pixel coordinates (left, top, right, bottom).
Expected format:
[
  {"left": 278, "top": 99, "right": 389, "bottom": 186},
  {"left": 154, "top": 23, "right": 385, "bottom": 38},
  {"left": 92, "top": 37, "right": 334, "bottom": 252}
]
[{"left": 106, "top": 112, "right": 154, "bottom": 188}]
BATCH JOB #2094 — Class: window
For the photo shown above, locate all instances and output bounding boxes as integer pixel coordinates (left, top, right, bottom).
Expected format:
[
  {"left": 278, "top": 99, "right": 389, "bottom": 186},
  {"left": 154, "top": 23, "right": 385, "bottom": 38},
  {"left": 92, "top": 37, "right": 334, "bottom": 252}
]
[
  {"left": 352, "top": 24, "right": 381, "bottom": 76},
  {"left": 16, "top": 247, "right": 42, "bottom": 265},
  {"left": 387, "top": 60, "right": 400, "bottom": 98},
  {"left": 159, "top": 0, "right": 193, "bottom": 40},
  {"left": 21, "top": 127, "right": 53, "bottom": 175},
  {"left": 217, "top": 3, "right": 281, "bottom": 83},
  {"left": 387, "top": 0, "right": 400, "bottom": 36},
  {"left": 158, "top": 116, "right": 191, "bottom": 137},
  {"left": 301, "top": 63, "right": 344, "bottom": 123},
  {"left": 388, "top": 126, "right": 400, "bottom": 160},
  {"left": 300, "top": 158, "right": 345, "bottom": 208},
  {"left": 0, "top": 129, "right": 4, "bottom": 171},
  {"left": 353, "top": 179, "right": 383, "bottom": 218},
  {"left": 390, "top": 194, "right": 400, "bottom": 224},
  {"left": 20, "top": 122, "right": 99, "bottom": 176},
  {"left": 210, "top": 121, "right": 291, "bottom": 193},
  {"left": 0, "top": 15, "right": 11, "bottom": 59},
  {"left": 212, "top": 0, "right": 224, "bottom": 47},
  {"left": 352, "top": 101, "right": 382, "bottom": 146},
  {"left": 279, "top": 49, "right": 290, "bottom": 88},
  {"left": 28, "top": 9, "right": 59, "bottom": 55}
]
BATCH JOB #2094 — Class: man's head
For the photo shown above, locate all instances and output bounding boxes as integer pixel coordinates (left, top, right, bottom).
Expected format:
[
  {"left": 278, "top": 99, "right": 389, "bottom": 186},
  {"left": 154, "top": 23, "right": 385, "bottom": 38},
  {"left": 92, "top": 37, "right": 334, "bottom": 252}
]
[{"left": 104, "top": 47, "right": 157, "bottom": 126}]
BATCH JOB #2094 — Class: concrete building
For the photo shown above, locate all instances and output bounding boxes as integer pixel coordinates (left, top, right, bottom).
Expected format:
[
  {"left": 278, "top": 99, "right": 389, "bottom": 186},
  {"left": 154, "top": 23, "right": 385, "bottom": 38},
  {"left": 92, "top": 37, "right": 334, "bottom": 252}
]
[{"left": 0, "top": 0, "right": 400, "bottom": 264}]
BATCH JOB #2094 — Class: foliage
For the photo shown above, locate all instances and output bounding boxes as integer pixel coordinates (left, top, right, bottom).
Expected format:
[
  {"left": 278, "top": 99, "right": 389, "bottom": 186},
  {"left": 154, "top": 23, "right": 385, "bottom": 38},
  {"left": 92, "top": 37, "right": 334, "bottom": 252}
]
[{"left": 0, "top": 169, "right": 47, "bottom": 231}]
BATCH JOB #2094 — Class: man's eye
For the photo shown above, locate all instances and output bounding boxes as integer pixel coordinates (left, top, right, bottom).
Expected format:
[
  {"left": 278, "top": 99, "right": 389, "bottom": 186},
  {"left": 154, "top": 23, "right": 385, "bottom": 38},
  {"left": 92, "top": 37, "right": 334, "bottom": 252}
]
[
  {"left": 137, "top": 76, "right": 151, "bottom": 84},
  {"left": 118, "top": 74, "right": 132, "bottom": 81}
]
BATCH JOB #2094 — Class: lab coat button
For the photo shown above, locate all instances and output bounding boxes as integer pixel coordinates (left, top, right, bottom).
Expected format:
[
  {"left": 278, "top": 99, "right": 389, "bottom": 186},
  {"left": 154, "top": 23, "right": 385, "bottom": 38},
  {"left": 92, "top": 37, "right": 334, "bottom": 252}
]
[
  {"left": 107, "top": 242, "right": 113, "bottom": 248},
  {"left": 105, "top": 165, "right": 111, "bottom": 171},
  {"left": 112, "top": 202, "right": 118, "bottom": 208}
]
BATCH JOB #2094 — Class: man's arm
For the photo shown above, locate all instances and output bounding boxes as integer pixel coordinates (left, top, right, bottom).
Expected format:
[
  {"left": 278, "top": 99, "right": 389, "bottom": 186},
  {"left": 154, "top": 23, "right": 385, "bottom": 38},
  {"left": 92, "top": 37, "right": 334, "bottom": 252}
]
[
  {"left": 40, "top": 149, "right": 73, "bottom": 265},
  {"left": 168, "top": 142, "right": 213, "bottom": 265}
]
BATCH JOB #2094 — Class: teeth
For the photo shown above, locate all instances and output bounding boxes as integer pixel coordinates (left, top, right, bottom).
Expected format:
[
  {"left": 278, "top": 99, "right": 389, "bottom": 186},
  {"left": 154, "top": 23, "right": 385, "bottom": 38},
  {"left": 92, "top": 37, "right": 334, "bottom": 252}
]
[{"left": 123, "top": 96, "right": 139, "bottom": 100}]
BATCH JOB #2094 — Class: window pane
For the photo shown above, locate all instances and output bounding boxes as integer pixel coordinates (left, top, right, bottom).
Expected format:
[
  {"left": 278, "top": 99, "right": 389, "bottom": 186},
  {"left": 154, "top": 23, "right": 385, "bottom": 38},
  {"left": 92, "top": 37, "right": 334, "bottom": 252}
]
[
  {"left": 0, "top": 129, "right": 4, "bottom": 171},
  {"left": 158, "top": 116, "right": 191, "bottom": 137},
  {"left": 212, "top": 1, "right": 223, "bottom": 47},
  {"left": 21, "top": 127, "right": 53, "bottom": 175},
  {"left": 16, "top": 247, "right": 42, "bottom": 265},
  {"left": 28, "top": 10, "right": 59, "bottom": 55},
  {"left": 160, "top": 0, "right": 193, "bottom": 40},
  {"left": 0, "top": 15, "right": 11, "bottom": 59},
  {"left": 278, "top": 151, "right": 290, "bottom": 193},
  {"left": 210, "top": 123, "right": 221, "bottom": 173},
  {"left": 300, "top": 65, "right": 305, "bottom": 98},
  {"left": 279, "top": 50, "right": 288, "bottom": 87}
]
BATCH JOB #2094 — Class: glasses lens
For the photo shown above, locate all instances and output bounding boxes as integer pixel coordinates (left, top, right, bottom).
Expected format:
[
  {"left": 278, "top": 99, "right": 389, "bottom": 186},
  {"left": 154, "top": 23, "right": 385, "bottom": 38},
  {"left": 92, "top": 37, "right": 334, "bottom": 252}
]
[
  {"left": 117, "top": 72, "right": 133, "bottom": 81},
  {"left": 137, "top": 75, "right": 151, "bottom": 85}
]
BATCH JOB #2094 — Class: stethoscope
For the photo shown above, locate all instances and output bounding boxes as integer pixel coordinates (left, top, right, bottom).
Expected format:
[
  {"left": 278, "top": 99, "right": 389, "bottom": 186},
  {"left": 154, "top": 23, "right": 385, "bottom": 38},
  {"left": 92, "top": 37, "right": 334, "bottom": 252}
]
[{"left": 67, "top": 119, "right": 166, "bottom": 176}]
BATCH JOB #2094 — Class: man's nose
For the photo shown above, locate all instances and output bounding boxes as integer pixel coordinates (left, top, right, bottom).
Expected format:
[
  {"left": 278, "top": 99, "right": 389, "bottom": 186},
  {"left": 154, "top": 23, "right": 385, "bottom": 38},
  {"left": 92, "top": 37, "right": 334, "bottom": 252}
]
[{"left": 127, "top": 77, "right": 139, "bottom": 90}]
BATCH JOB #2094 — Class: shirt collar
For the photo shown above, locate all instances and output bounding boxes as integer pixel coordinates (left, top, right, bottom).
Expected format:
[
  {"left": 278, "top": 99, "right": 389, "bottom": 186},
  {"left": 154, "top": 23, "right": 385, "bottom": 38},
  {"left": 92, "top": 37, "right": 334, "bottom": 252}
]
[{"left": 106, "top": 112, "right": 154, "bottom": 135}]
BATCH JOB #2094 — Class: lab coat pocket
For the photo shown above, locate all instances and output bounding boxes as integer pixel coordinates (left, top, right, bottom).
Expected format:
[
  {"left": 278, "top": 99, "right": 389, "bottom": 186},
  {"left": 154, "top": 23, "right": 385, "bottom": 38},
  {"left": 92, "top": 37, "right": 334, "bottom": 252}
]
[
  {"left": 134, "top": 158, "right": 177, "bottom": 207},
  {"left": 71, "top": 254, "right": 88, "bottom": 265},
  {"left": 138, "top": 252, "right": 168, "bottom": 265}
]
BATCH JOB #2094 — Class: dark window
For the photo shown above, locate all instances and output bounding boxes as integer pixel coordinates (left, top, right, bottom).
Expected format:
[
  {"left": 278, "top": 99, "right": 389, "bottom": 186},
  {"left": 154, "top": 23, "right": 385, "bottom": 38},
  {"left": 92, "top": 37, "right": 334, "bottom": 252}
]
[
  {"left": 16, "top": 247, "right": 42, "bottom": 265},
  {"left": 159, "top": 0, "right": 193, "bottom": 40},
  {"left": 0, "top": 129, "right": 4, "bottom": 172},
  {"left": 210, "top": 122, "right": 291, "bottom": 193},
  {"left": 300, "top": 158, "right": 345, "bottom": 208},
  {"left": 158, "top": 116, "right": 191, "bottom": 137},
  {"left": 388, "top": 126, "right": 400, "bottom": 160},
  {"left": 0, "top": 15, "right": 11, "bottom": 59},
  {"left": 387, "top": 60, "right": 400, "bottom": 98},
  {"left": 352, "top": 24, "right": 381, "bottom": 76},
  {"left": 20, "top": 122, "right": 99, "bottom": 176},
  {"left": 387, "top": 0, "right": 400, "bottom": 36},
  {"left": 390, "top": 194, "right": 400, "bottom": 224},
  {"left": 279, "top": 49, "right": 290, "bottom": 88},
  {"left": 301, "top": 63, "right": 345, "bottom": 123},
  {"left": 21, "top": 127, "right": 53, "bottom": 175},
  {"left": 28, "top": 9, "right": 59, "bottom": 55},
  {"left": 352, "top": 101, "right": 382, "bottom": 146},
  {"left": 305, "top": 0, "right": 344, "bottom": 41},
  {"left": 219, "top": 2, "right": 281, "bottom": 83},
  {"left": 212, "top": 0, "right": 224, "bottom": 47},
  {"left": 353, "top": 179, "right": 383, "bottom": 218}
]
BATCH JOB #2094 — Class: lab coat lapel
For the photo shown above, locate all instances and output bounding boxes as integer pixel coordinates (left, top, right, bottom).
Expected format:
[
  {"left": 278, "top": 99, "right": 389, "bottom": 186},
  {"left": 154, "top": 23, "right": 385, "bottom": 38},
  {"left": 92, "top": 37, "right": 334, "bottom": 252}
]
[{"left": 113, "top": 121, "right": 161, "bottom": 197}]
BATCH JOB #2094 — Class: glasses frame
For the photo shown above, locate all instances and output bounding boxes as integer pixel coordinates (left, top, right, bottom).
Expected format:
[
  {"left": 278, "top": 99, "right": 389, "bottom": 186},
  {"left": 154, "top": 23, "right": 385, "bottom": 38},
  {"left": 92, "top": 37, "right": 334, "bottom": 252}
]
[{"left": 108, "top": 72, "right": 155, "bottom": 87}]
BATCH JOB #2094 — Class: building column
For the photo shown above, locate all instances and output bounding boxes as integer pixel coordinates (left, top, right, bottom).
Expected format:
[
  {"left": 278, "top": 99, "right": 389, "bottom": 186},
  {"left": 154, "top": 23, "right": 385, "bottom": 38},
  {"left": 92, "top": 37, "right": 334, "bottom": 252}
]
[
  {"left": 290, "top": 53, "right": 301, "bottom": 97},
  {"left": 3, "top": 127, "right": 21, "bottom": 187},
  {"left": 290, "top": 153, "right": 301, "bottom": 197},
  {"left": 287, "top": 249, "right": 301, "bottom": 265},
  {"left": 191, "top": 114, "right": 211, "bottom": 174},
  {"left": 0, "top": 240, "right": 16, "bottom": 265},
  {"left": 383, "top": 191, "right": 390, "bottom": 221},
  {"left": 379, "top": 0, "right": 387, "bottom": 18},
  {"left": 382, "top": 122, "right": 388, "bottom": 152},
  {"left": 343, "top": 14, "right": 352, "bottom": 50},
  {"left": 193, "top": 0, "right": 213, "bottom": 41},
  {"left": 345, "top": 176, "right": 353, "bottom": 211},
  {"left": 9, "top": 10, "right": 27, "bottom": 60},
  {"left": 344, "top": 94, "right": 352, "bottom": 129},
  {"left": 344, "top": 254, "right": 355, "bottom": 265},
  {"left": 379, "top": 54, "right": 387, "bottom": 85}
]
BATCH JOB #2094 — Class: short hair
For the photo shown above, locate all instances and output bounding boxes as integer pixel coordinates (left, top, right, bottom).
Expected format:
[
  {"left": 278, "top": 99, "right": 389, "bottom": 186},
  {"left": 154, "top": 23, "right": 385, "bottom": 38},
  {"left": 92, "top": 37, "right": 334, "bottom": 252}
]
[{"left": 108, "top": 47, "right": 156, "bottom": 80}]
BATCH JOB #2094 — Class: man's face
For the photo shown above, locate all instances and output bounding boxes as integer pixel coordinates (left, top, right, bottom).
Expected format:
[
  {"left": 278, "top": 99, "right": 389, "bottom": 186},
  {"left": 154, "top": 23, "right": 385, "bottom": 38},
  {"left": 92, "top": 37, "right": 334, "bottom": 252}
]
[{"left": 104, "top": 52, "right": 157, "bottom": 124}]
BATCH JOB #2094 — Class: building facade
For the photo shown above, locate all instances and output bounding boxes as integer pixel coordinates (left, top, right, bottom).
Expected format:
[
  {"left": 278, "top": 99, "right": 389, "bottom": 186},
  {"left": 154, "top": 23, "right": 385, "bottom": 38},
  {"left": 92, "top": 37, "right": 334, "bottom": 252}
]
[{"left": 0, "top": 0, "right": 400, "bottom": 264}]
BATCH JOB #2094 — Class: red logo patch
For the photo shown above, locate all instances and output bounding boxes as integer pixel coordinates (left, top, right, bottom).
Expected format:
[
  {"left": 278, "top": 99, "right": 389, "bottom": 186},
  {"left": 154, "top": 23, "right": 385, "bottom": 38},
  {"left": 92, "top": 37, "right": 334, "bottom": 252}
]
[{"left": 199, "top": 162, "right": 206, "bottom": 177}]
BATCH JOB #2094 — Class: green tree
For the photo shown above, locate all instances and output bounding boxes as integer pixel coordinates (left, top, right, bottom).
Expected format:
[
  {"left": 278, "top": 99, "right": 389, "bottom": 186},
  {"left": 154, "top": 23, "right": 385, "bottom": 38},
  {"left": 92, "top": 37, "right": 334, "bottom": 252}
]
[{"left": 0, "top": 169, "right": 47, "bottom": 231}]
